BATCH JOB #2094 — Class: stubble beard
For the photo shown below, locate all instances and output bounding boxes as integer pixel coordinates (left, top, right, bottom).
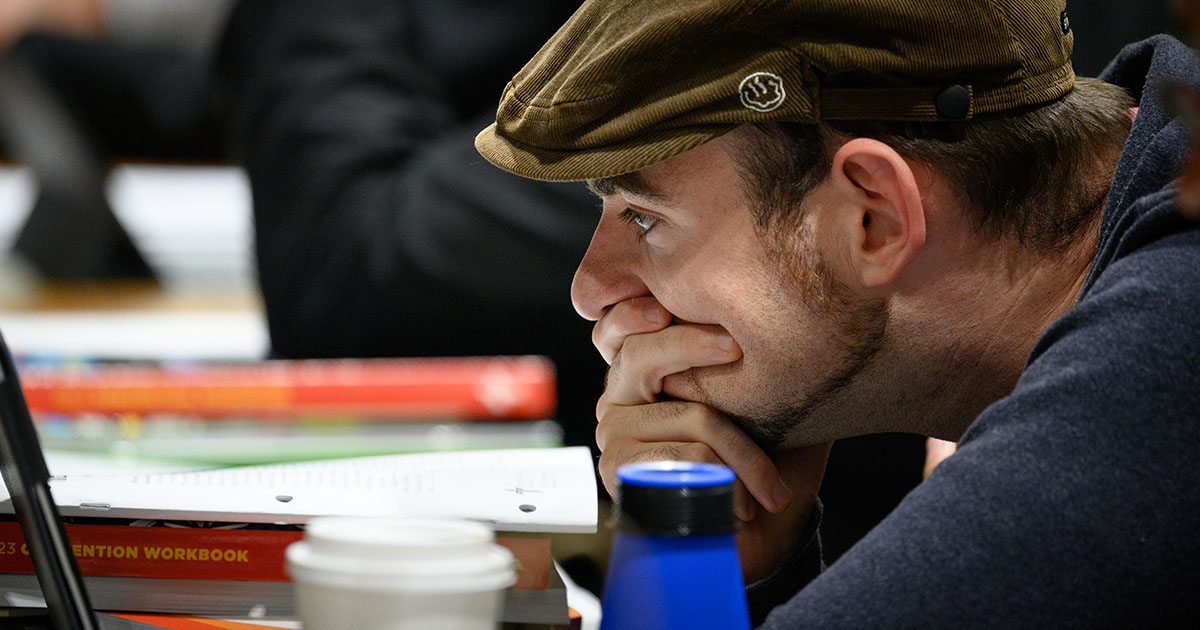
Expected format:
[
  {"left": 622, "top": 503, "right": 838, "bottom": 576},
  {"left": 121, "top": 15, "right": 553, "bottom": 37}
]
[{"left": 695, "top": 225, "right": 888, "bottom": 452}]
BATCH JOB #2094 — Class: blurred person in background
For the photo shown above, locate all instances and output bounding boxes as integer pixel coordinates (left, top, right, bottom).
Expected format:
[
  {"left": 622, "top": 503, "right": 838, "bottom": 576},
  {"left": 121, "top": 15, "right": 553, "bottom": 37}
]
[
  {"left": 213, "top": 0, "right": 602, "bottom": 454},
  {"left": 0, "top": 0, "right": 234, "bottom": 279},
  {"left": 0, "top": 0, "right": 232, "bottom": 50}
]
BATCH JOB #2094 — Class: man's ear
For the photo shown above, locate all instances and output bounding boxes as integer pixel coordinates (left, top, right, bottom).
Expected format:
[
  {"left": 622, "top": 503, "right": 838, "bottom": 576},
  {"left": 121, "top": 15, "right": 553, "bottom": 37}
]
[{"left": 827, "top": 138, "right": 926, "bottom": 288}]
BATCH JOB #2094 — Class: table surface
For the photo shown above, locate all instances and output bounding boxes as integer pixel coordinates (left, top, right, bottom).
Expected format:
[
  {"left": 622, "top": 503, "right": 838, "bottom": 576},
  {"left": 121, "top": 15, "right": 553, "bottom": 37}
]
[{"left": 0, "top": 280, "right": 262, "bottom": 313}]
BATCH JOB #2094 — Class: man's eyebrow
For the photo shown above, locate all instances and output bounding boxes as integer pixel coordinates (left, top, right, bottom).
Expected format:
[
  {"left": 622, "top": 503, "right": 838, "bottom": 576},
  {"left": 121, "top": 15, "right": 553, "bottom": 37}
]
[{"left": 586, "top": 172, "right": 670, "bottom": 203}]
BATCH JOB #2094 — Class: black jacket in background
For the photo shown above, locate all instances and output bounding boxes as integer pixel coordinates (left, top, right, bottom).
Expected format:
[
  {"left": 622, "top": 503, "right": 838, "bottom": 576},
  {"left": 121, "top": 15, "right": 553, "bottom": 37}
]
[{"left": 216, "top": 0, "right": 605, "bottom": 445}]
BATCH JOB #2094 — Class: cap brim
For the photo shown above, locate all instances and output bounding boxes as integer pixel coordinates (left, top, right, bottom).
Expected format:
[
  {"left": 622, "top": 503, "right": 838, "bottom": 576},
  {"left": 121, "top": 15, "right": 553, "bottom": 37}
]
[{"left": 474, "top": 123, "right": 733, "bottom": 182}]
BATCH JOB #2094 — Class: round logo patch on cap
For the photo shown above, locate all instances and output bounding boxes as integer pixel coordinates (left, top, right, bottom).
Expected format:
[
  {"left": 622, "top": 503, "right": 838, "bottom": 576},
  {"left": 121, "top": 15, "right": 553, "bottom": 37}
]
[{"left": 739, "top": 72, "right": 786, "bottom": 113}]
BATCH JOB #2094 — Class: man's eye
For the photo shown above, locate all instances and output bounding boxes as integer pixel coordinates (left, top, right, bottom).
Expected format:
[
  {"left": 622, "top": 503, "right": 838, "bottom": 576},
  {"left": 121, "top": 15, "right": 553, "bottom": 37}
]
[{"left": 619, "top": 208, "right": 659, "bottom": 234}]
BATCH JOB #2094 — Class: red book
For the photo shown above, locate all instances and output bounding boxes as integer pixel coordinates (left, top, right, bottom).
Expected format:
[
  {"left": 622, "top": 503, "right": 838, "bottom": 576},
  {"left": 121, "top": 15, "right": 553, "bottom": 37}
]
[
  {"left": 18, "top": 356, "right": 556, "bottom": 420},
  {"left": 0, "top": 521, "right": 551, "bottom": 589},
  {"left": 104, "top": 612, "right": 297, "bottom": 629}
]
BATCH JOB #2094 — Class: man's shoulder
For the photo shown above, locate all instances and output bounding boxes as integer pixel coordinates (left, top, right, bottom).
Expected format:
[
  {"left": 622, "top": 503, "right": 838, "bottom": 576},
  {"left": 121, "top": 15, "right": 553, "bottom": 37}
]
[
  {"left": 1018, "top": 189, "right": 1200, "bottom": 425},
  {"left": 1015, "top": 206, "right": 1200, "bottom": 435}
]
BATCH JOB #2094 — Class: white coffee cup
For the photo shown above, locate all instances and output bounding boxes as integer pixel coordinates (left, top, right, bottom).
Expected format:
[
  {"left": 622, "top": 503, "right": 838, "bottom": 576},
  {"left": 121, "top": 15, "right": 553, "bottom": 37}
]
[{"left": 286, "top": 516, "right": 516, "bottom": 630}]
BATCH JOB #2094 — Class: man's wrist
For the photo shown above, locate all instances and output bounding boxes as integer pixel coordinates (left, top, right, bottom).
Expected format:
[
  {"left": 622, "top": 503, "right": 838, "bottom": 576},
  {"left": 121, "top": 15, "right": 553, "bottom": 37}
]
[{"left": 745, "top": 499, "right": 825, "bottom": 627}]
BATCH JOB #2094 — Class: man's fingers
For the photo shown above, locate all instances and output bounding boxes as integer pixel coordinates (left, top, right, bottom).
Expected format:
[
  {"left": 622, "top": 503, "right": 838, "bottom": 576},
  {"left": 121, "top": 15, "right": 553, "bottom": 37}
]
[
  {"left": 604, "top": 324, "right": 741, "bottom": 405},
  {"left": 592, "top": 297, "right": 672, "bottom": 364},
  {"left": 596, "top": 400, "right": 787, "bottom": 513},
  {"left": 733, "top": 480, "right": 758, "bottom": 523}
]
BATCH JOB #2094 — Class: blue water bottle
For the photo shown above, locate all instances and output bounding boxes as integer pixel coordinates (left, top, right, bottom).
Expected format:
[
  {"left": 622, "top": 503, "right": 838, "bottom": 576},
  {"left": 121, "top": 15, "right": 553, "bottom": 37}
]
[{"left": 600, "top": 461, "right": 750, "bottom": 630}]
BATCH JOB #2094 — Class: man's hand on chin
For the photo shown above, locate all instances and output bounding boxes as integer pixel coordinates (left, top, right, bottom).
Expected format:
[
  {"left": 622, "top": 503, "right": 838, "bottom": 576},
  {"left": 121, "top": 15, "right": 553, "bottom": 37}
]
[{"left": 590, "top": 296, "right": 830, "bottom": 582}]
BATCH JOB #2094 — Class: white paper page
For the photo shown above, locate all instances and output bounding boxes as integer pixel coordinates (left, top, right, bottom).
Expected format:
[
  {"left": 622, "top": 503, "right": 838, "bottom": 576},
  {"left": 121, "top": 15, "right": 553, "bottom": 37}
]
[
  {"left": 43, "top": 447, "right": 598, "bottom": 533},
  {"left": 0, "top": 450, "right": 205, "bottom": 504}
]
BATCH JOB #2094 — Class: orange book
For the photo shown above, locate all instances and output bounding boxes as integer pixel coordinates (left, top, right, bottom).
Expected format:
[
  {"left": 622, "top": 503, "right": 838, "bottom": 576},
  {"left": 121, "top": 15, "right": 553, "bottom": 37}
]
[
  {"left": 18, "top": 356, "right": 556, "bottom": 420},
  {"left": 0, "top": 521, "right": 551, "bottom": 589},
  {"left": 105, "top": 610, "right": 579, "bottom": 630}
]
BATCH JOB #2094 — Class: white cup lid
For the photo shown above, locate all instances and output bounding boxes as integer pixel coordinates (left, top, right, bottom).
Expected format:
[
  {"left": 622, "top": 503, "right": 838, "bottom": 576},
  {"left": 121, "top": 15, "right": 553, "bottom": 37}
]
[{"left": 286, "top": 517, "right": 516, "bottom": 592}]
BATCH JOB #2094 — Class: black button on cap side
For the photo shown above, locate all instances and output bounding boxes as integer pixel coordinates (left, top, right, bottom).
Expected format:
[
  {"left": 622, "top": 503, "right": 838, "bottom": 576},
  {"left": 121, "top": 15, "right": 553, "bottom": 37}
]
[{"left": 935, "top": 85, "right": 971, "bottom": 119}]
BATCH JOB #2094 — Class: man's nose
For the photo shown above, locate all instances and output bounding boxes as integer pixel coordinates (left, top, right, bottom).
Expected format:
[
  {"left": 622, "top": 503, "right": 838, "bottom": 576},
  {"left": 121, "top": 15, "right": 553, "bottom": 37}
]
[{"left": 571, "top": 217, "right": 649, "bottom": 321}]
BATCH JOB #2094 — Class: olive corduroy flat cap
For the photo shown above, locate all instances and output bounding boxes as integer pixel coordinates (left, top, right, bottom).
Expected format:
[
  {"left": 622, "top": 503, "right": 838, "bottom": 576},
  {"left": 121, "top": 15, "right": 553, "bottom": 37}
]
[{"left": 475, "top": 0, "right": 1075, "bottom": 182}]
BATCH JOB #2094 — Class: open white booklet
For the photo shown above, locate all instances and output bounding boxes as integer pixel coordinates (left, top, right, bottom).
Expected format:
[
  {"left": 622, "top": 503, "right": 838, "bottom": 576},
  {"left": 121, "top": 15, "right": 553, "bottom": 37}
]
[{"left": 3, "top": 447, "right": 598, "bottom": 534}]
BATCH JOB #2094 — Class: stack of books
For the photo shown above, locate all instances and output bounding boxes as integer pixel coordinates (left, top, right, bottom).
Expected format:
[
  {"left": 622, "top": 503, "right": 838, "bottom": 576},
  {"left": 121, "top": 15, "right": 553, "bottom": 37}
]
[
  {"left": 0, "top": 447, "right": 598, "bottom": 626},
  {"left": 18, "top": 356, "right": 562, "bottom": 465}
]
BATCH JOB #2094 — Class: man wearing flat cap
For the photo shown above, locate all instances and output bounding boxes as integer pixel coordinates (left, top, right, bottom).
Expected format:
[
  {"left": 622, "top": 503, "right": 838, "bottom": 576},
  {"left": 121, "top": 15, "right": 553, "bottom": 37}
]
[{"left": 479, "top": 0, "right": 1200, "bottom": 626}]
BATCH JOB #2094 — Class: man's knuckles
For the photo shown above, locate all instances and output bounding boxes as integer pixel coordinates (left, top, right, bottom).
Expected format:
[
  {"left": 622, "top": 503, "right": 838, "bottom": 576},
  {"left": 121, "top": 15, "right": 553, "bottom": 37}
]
[
  {"left": 595, "top": 399, "right": 714, "bottom": 439},
  {"left": 596, "top": 441, "right": 721, "bottom": 487}
]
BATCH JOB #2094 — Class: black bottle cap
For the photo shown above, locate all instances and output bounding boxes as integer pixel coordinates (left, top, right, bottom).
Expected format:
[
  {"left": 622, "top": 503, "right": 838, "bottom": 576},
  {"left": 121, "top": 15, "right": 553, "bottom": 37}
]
[{"left": 616, "top": 461, "right": 737, "bottom": 536}]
